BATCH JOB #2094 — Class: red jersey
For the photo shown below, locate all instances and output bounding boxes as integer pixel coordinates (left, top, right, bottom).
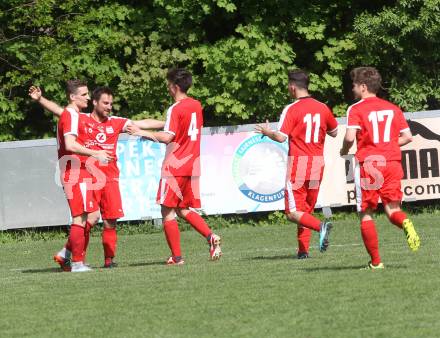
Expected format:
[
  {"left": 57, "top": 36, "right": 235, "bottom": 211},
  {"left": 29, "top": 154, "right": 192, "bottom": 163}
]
[
  {"left": 346, "top": 96, "right": 409, "bottom": 162},
  {"left": 82, "top": 114, "right": 130, "bottom": 178},
  {"left": 162, "top": 97, "right": 203, "bottom": 177},
  {"left": 278, "top": 97, "right": 338, "bottom": 157},
  {"left": 57, "top": 108, "right": 89, "bottom": 178},
  {"left": 277, "top": 97, "right": 338, "bottom": 180}
]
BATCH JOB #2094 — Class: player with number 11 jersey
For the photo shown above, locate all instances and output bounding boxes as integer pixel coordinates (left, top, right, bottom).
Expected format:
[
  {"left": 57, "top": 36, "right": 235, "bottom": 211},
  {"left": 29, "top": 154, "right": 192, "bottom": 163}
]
[{"left": 255, "top": 70, "right": 338, "bottom": 258}]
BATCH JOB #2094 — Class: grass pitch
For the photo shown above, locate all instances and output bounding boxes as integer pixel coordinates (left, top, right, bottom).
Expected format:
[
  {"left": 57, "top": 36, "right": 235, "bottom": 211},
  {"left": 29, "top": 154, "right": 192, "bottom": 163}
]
[{"left": 1, "top": 212, "right": 439, "bottom": 337}]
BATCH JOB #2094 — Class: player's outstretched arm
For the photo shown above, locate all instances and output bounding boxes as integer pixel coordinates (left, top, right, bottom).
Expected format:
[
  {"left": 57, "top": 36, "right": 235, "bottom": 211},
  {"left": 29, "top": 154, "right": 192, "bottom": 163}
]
[
  {"left": 254, "top": 120, "right": 287, "bottom": 143},
  {"left": 398, "top": 130, "right": 413, "bottom": 147},
  {"left": 126, "top": 124, "right": 173, "bottom": 143},
  {"left": 64, "top": 134, "right": 114, "bottom": 163},
  {"left": 28, "top": 86, "right": 64, "bottom": 117},
  {"left": 132, "top": 119, "right": 165, "bottom": 130},
  {"left": 340, "top": 128, "right": 356, "bottom": 156}
]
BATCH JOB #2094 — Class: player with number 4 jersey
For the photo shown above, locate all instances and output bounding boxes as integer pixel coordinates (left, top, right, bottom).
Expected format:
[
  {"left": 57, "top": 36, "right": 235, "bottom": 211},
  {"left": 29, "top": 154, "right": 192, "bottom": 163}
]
[
  {"left": 127, "top": 68, "right": 222, "bottom": 265},
  {"left": 340, "top": 67, "right": 420, "bottom": 270},
  {"left": 256, "top": 70, "right": 338, "bottom": 258}
]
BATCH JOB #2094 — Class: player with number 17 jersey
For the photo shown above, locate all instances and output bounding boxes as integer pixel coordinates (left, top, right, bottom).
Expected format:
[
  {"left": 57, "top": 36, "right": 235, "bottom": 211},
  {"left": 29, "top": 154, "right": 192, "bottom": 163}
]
[
  {"left": 347, "top": 97, "right": 409, "bottom": 162},
  {"left": 158, "top": 97, "right": 203, "bottom": 207},
  {"left": 347, "top": 96, "right": 409, "bottom": 211}
]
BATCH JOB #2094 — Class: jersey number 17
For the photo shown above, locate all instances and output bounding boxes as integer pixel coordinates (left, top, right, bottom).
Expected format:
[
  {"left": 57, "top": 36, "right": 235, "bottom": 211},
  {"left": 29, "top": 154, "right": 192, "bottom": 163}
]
[{"left": 368, "top": 110, "right": 394, "bottom": 143}]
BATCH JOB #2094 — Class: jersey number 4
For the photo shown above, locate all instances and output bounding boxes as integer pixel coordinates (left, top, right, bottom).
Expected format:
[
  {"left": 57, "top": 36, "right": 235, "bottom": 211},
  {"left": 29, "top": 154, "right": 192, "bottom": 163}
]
[
  {"left": 188, "top": 112, "right": 199, "bottom": 141},
  {"left": 303, "top": 113, "right": 321, "bottom": 143},
  {"left": 368, "top": 110, "right": 394, "bottom": 143}
]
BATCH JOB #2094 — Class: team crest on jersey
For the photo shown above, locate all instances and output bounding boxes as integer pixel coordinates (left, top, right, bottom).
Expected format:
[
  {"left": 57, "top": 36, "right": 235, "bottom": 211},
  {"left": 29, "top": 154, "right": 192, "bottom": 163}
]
[
  {"left": 96, "top": 132, "right": 107, "bottom": 143},
  {"left": 106, "top": 126, "right": 114, "bottom": 134},
  {"left": 232, "top": 135, "right": 288, "bottom": 203}
]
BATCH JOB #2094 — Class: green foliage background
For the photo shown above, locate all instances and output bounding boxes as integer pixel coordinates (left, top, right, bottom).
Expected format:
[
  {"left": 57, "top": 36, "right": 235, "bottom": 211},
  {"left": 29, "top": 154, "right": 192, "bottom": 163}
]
[{"left": 1, "top": 0, "right": 439, "bottom": 141}]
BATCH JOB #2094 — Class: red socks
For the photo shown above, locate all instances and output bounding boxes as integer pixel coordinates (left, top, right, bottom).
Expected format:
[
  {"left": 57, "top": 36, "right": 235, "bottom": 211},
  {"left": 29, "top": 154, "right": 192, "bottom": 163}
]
[
  {"left": 297, "top": 226, "right": 312, "bottom": 253},
  {"left": 389, "top": 211, "right": 407, "bottom": 228},
  {"left": 184, "top": 211, "right": 212, "bottom": 238},
  {"left": 163, "top": 219, "right": 181, "bottom": 257},
  {"left": 360, "top": 220, "right": 381, "bottom": 265},
  {"left": 69, "top": 224, "right": 85, "bottom": 262},
  {"left": 83, "top": 221, "right": 93, "bottom": 259},
  {"left": 102, "top": 227, "right": 117, "bottom": 262},
  {"left": 299, "top": 213, "right": 321, "bottom": 232}
]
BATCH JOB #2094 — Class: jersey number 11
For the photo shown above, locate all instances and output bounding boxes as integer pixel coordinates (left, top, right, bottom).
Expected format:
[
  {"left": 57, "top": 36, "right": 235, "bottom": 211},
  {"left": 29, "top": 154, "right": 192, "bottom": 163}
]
[{"left": 304, "top": 113, "right": 321, "bottom": 143}]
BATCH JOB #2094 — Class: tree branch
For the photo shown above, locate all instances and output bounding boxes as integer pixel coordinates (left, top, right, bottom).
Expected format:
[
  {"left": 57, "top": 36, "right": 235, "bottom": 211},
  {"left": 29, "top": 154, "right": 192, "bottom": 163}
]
[{"left": 0, "top": 56, "right": 25, "bottom": 71}]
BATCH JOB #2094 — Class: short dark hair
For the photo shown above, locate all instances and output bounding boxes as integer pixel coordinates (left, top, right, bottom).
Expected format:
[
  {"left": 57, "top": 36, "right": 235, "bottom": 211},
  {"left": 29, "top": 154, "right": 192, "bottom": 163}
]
[
  {"left": 166, "top": 68, "right": 192, "bottom": 93},
  {"left": 65, "top": 79, "right": 87, "bottom": 99},
  {"left": 288, "top": 70, "right": 309, "bottom": 90},
  {"left": 350, "top": 67, "right": 382, "bottom": 94},
  {"left": 92, "top": 86, "right": 113, "bottom": 102}
]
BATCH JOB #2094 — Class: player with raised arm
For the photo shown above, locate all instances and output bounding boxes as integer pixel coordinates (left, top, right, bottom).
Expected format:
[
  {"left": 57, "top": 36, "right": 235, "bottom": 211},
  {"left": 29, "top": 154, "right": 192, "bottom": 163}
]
[
  {"left": 255, "top": 70, "right": 338, "bottom": 257},
  {"left": 127, "top": 68, "right": 222, "bottom": 265},
  {"left": 55, "top": 79, "right": 113, "bottom": 272},
  {"left": 29, "top": 85, "right": 164, "bottom": 269},
  {"left": 340, "top": 67, "right": 420, "bottom": 270}
]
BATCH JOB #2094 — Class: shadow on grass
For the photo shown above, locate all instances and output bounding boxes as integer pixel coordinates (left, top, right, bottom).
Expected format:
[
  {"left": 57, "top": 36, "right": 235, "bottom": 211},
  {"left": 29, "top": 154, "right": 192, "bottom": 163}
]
[
  {"left": 128, "top": 261, "right": 165, "bottom": 267},
  {"left": 21, "top": 267, "right": 63, "bottom": 274},
  {"left": 298, "top": 264, "right": 409, "bottom": 272},
  {"left": 249, "top": 255, "right": 409, "bottom": 271},
  {"left": 251, "top": 254, "right": 295, "bottom": 261}
]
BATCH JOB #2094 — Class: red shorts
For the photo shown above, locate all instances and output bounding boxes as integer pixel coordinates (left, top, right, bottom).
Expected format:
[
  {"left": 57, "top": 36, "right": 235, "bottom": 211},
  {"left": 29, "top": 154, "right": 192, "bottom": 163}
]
[
  {"left": 62, "top": 170, "right": 98, "bottom": 217},
  {"left": 157, "top": 176, "right": 201, "bottom": 208},
  {"left": 94, "top": 178, "right": 124, "bottom": 220},
  {"left": 285, "top": 180, "right": 321, "bottom": 214},
  {"left": 355, "top": 160, "right": 403, "bottom": 212}
]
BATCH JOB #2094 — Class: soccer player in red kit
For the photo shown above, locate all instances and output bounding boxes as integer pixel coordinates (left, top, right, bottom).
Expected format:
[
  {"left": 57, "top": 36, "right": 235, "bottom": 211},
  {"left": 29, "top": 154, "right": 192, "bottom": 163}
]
[
  {"left": 56, "top": 80, "right": 113, "bottom": 272},
  {"left": 340, "top": 67, "right": 420, "bottom": 269},
  {"left": 256, "top": 70, "right": 338, "bottom": 257},
  {"left": 29, "top": 86, "right": 164, "bottom": 268},
  {"left": 128, "top": 68, "right": 222, "bottom": 265}
]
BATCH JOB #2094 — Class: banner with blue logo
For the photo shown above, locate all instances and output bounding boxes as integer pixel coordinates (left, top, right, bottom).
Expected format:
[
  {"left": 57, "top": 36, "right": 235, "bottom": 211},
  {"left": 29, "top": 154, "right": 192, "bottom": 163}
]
[{"left": 115, "top": 132, "right": 289, "bottom": 220}]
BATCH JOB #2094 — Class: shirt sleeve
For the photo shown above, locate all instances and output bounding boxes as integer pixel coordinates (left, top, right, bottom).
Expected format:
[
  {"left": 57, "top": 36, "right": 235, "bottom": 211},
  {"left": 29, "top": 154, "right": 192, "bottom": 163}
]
[
  {"left": 396, "top": 108, "right": 410, "bottom": 133},
  {"left": 117, "top": 117, "right": 131, "bottom": 133},
  {"left": 277, "top": 105, "right": 293, "bottom": 138},
  {"left": 326, "top": 107, "right": 338, "bottom": 133},
  {"left": 346, "top": 105, "right": 361, "bottom": 129},
  {"left": 164, "top": 103, "right": 179, "bottom": 135},
  {"left": 62, "top": 110, "right": 79, "bottom": 136}
]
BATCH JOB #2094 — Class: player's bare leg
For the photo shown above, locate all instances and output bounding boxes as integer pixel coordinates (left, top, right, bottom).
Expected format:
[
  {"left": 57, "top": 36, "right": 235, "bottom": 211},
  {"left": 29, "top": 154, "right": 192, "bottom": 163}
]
[
  {"left": 286, "top": 210, "right": 332, "bottom": 253},
  {"left": 162, "top": 206, "right": 184, "bottom": 265},
  {"left": 176, "top": 208, "right": 222, "bottom": 261},
  {"left": 384, "top": 202, "right": 420, "bottom": 251},
  {"left": 102, "top": 219, "right": 118, "bottom": 268}
]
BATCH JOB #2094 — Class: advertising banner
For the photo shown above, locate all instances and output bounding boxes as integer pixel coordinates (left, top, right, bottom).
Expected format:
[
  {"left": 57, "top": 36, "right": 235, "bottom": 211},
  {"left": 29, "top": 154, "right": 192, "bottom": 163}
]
[
  {"left": 1, "top": 111, "right": 439, "bottom": 229},
  {"left": 117, "top": 115, "right": 440, "bottom": 220}
]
